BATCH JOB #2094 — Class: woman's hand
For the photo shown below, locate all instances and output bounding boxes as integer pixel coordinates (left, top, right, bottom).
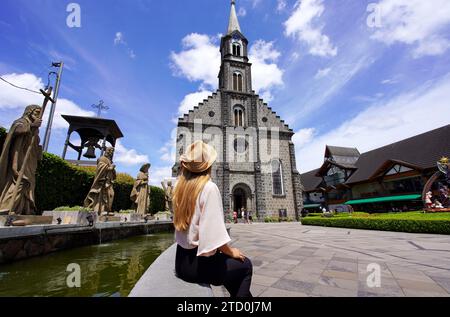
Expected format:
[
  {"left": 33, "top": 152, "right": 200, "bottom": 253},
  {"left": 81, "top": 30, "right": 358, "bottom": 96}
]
[
  {"left": 219, "top": 244, "right": 246, "bottom": 262},
  {"left": 230, "top": 247, "right": 246, "bottom": 262}
]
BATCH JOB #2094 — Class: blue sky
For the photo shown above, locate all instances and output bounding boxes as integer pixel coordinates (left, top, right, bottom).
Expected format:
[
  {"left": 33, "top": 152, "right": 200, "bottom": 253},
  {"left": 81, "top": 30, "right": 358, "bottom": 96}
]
[{"left": 1, "top": 0, "right": 450, "bottom": 185}]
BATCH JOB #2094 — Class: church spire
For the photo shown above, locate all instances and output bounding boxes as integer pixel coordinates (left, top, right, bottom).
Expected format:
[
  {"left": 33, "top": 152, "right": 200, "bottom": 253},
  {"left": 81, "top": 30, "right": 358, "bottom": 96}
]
[{"left": 227, "top": 0, "right": 241, "bottom": 35}]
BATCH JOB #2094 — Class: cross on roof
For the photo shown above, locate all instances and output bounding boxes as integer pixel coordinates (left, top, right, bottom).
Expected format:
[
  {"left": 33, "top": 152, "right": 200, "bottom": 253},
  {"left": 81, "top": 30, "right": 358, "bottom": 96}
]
[{"left": 91, "top": 100, "right": 109, "bottom": 118}]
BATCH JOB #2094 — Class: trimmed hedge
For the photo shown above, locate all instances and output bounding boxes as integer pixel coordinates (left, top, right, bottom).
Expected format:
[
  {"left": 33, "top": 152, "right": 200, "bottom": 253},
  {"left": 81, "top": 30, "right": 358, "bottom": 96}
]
[
  {"left": 35, "top": 153, "right": 164, "bottom": 214},
  {"left": 150, "top": 186, "right": 165, "bottom": 215},
  {"left": 301, "top": 217, "right": 450, "bottom": 235}
]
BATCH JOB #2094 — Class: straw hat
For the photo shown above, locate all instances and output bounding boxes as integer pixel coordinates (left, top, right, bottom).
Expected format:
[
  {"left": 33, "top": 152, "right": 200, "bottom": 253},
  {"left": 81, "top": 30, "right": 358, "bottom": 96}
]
[{"left": 180, "top": 140, "right": 217, "bottom": 173}]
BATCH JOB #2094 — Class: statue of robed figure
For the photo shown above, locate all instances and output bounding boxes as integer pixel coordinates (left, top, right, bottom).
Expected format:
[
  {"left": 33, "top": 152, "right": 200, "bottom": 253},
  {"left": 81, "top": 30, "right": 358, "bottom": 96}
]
[
  {"left": 161, "top": 179, "right": 174, "bottom": 214},
  {"left": 84, "top": 147, "right": 117, "bottom": 215},
  {"left": 130, "top": 163, "right": 151, "bottom": 215},
  {"left": 0, "top": 88, "right": 54, "bottom": 215}
]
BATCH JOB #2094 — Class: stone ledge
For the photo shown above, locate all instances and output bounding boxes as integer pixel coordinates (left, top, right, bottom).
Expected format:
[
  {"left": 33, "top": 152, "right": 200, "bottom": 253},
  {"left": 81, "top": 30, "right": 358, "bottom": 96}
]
[{"left": 129, "top": 243, "right": 214, "bottom": 297}]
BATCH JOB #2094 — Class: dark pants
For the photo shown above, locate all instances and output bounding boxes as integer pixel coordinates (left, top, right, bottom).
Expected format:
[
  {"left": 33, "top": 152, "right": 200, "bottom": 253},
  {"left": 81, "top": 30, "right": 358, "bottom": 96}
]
[{"left": 175, "top": 245, "right": 253, "bottom": 298}]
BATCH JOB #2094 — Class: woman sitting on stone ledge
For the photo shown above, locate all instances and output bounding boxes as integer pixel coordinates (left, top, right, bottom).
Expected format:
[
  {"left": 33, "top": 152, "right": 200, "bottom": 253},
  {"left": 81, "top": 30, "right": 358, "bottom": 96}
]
[{"left": 173, "top": 141, "right": 253, "bottom": 298}]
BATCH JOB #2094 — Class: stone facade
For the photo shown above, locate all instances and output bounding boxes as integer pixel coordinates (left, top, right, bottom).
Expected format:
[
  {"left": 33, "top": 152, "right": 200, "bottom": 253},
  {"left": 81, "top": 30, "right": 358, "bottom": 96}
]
[{"left": 173, "top": 5, "right": 303, "bottom": 219}]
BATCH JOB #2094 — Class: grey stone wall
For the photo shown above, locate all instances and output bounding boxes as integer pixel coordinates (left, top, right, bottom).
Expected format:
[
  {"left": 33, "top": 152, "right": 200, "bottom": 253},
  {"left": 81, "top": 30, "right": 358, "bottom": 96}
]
[{"left": 257, "top": 99, "right": 292, "bottom": 133}]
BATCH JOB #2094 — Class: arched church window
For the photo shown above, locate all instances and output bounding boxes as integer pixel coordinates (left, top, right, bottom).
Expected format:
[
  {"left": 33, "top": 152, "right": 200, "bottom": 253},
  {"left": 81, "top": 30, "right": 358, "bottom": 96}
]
[
  {"left": 232, "top": 43, "right": 241, "bottom": 56},
  {"left": 233, "top": 105, "right": 245, "bottom": 127},
  {"left": 233, "top": 72, "right": 243, "bottom": 92},
  {"left": 272, "top": 159, "right": 285, "bottom": 196}
]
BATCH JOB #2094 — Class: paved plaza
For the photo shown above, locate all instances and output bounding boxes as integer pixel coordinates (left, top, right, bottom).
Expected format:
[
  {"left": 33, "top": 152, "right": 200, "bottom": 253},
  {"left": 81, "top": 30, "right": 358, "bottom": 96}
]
[{"left": 212, "top": 223, "right": 450, "bottom": 297}]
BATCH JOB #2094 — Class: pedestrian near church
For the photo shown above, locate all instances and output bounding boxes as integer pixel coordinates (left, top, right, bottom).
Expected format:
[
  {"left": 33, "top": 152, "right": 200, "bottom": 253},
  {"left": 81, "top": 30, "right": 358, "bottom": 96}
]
[{"left": 173, "top": 141, "right": 253, "bottom": 298}]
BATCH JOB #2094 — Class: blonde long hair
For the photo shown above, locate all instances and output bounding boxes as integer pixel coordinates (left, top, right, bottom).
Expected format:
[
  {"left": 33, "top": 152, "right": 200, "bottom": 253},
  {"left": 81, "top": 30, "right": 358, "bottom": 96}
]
[{"left": 173, "top": 166, "right": 212, "bottom": 231}]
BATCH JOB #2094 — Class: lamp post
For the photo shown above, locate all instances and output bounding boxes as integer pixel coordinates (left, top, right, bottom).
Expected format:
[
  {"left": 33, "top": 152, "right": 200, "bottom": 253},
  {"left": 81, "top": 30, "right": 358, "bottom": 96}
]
[{"left": 43, "top": 62, "right": 64, "bottom": 152}]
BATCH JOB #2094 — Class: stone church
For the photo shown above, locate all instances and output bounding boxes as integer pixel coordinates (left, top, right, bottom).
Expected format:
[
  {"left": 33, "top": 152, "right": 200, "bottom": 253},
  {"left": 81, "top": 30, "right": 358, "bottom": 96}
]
[{"left": 173, "top": 1, "right": 303, "bottom": 219}]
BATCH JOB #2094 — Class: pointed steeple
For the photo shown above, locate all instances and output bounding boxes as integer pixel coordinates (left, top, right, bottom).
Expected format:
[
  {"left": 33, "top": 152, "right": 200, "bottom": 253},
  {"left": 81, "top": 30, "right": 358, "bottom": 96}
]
[{"left": 227, "top": 0, "right": 241, "bottom": 35}]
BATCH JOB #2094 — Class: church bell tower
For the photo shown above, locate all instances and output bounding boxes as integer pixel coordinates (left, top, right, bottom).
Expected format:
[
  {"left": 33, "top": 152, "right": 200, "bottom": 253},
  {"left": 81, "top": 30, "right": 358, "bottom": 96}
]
[{"left": 218, "top": 0, "right": 253, "bottom": 95}]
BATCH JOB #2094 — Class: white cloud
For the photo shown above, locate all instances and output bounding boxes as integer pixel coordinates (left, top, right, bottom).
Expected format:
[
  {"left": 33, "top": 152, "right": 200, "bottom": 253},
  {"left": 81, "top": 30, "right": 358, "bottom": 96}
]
[
  {"left": 371, "top": 0, "right": 450, "bottom": 58},
  {"left": 296, "top": 74, "right": 450, "bottom": 173},
  {"left": 114, "top": 32, "right": 125, "bottom": 45},
  {"left": 114, "top": 140, "right": 149, "bottom": 167},
  {"left": 178, "top": 90, "right": 212, "bottom": 117},
  {"left": 277, "top": 0, "right": 287, "bottom": 12},
  {"left": 284, "top": 0, "right": 337, "bottom": 57},
  {"left": 293, "top": 128, "right": 316, "bottom": 148},
  {"left": 170, "top": 33, "right": 221, "bottom": 89},
  {"left": 238, "top": 7, "right": 247, "bottom": 17},
  {"left": 381, "top": 78, "right": 398, "bottom": 85},
  {"left": 150, "top": 166, "right": 174, "bottom": 187},
  {"left": 0, "top": 72, "right": 95, "bottom": 129},
  {"left": 113, "top": 31, "right": 136, "bottom": 59},
  {"left": 159, "top": 128, "right": 178, "bottom": 165},
  {"left": 171, "top": 35, "right": 284, "bottom": 99},
  {"left": 251, "top": 0, "right": 261, "bottom": 8},
  {"left": 249, "top": 40, "right": 284, "bottom": 95},
  {"left": 314, "top": 67, "right": 331, "bottom": 79}
]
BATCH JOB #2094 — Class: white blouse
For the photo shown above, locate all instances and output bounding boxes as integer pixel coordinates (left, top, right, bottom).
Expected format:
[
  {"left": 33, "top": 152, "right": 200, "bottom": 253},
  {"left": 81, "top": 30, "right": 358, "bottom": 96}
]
[{"left": 175, "top": 181, "right": 231, "bottom": 257}]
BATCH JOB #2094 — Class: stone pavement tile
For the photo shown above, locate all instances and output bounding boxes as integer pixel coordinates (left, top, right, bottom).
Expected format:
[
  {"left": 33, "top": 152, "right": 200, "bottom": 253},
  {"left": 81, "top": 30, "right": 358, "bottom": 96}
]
[
  {"left": 250, "top": 283, "right": 268, "bottom": 297},
  {"left": 311, "top": 285, "right": 358, "bottom": 297},
  {"left": 389, "top": 269, "right": 437, "bottom": 283},
  {"left": 251, "top": 259, "right": 265, "bottom": 268},
  {"left": 259, "top": 287, "right": 309, "bottom": 297},
  {"left": 428, "top": 275, "right": 450, "bottom": 293},
  {"left": 292, "top": 265, "right": 326, "bottom": 276},
  {"left": 327, "top": 261, "right": 358, "bottom": 273},
  {"left": 313, "top": 249, "right": 335, "bottom": 258},
  {"left": 274, "top": 258, "right": 302, "bottom": 266},
  {"left": 283, "top": 270, "right": 322, "bottom": 284},
  {"left": 322, "top": 270, "right": 358, "bottom": 281},
  {"left": 283, "top": 254, "right": 307, "bottom": 262},
  {"left": 262, "top": 262, "right": 298, "bottom": 271},
  {"left": 358, "top": 282, "right": 405, "bottom": 296},
  {"left": 332, "top": 256, "right": 357, "bottom": 263},
  {"left": 357, "top": 290, "right": 403, "bottom": 297},
  {"left": 258, "top": 252, "right": 284, "bottom": 260},
  {"left": 271, "top": 278, "right": 315, "bottom": 294},
  {"left": 255, "top": 268, "right": 289, "bottom": 279},
  {"left": 402, "top": 289, "right": 450, "bottom": 297},
  {"left": 396, "top": 279, "right": 448, "bottom": 293},
  {"left": 252, "top": 274, "right": 279, "bottom": 287},
  {"left": 318, "top": 276, "right": 358, "bottom": 290}
]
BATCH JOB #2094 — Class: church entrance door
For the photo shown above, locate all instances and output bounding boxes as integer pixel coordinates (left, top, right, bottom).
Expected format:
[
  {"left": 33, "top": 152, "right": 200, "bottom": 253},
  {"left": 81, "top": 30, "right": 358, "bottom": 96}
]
[
  {"left": 233, "top": 188, "right": 247, "bottom": 216},
  {"left": 232, "top": 184, "right": 252, "bottom": 218}
]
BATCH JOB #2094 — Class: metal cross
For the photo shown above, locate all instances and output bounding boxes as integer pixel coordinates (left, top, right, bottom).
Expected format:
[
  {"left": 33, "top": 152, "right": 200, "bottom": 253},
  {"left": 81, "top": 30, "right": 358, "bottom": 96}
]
[{"left": 91, "top": 100, "right": 109, "bottom": 118}]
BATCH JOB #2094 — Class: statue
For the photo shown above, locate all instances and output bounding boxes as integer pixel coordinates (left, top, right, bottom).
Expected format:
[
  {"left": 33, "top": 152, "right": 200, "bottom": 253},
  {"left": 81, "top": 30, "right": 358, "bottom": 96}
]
[
  {"left": 84, "top": 147, "right": 117, "bottom": 215},
  {"left": 0, "top": 105, "right": 43, "bottom": 215},
  {"left": 437, "top": 157, "right": 450, "bottom": 185},
  {"left": 130, "top": 163, "right": 151, "bottom": 215},
  {"left": 423, "top": 157, "right": 450, "bottom": 211},
  {"left": 161, "top": 179, "right": 174, "bottom": 213}
]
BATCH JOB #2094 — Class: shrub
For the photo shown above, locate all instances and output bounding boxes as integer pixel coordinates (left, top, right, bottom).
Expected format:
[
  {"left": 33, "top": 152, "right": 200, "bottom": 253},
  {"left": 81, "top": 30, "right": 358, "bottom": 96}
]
[
  {"left": 35, "top": 153, "right": 165, "bottom": 214},
  {"left": 36, "top": 153, "right": 95, "bottom": 213},
  {"left": 264, "top": 216, "right": 279, "bottom": 223},
  {"left": 301, "top": 217, "right": 450, "bottom": 235},
  {"left": 150, "top": 186, "right": 165, "bottom": 215},
  {"left": 54, "top": 206, "right": 84, "bottom": 212}
]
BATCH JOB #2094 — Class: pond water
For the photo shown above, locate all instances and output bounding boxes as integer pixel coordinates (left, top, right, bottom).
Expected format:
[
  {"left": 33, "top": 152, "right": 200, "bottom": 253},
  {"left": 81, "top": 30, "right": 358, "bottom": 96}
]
[{"left": 0, "top": 233, "right": 175, "bottom": 297}]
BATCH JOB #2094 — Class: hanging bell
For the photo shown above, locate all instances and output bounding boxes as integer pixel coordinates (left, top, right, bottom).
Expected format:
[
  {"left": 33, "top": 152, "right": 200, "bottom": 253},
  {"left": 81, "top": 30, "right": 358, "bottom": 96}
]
[{"left": 83, "top": 145, "right": 97, "bottom": 159}]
